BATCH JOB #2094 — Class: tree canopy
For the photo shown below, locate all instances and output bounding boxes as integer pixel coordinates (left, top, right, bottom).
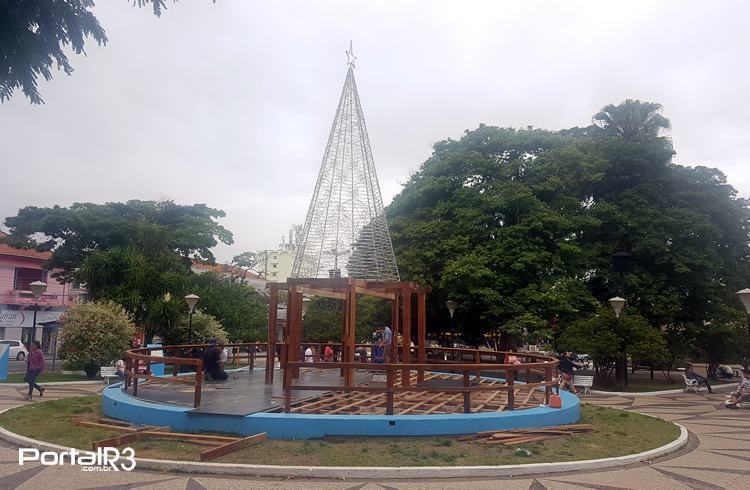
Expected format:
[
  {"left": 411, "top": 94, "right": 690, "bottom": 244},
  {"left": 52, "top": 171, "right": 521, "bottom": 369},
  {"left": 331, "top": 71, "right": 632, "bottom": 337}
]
[
  {"left": 3, "top": 200, "right": 232, "bottom": 282},
  {"left": 1, "top": 199, "right": 265, "bottom": 343},
  {"left": 386, "top": 99, "right": 750, "bottom": 355}
]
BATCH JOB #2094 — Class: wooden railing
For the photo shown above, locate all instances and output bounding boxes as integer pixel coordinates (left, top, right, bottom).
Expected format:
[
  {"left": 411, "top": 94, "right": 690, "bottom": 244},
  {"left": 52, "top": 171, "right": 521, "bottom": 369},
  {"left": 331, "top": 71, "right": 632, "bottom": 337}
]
[
  {"left": 123, "top": 344, "right": 559, "bottom": 412},
  {"left": 123, "top": 342, "right": 268, "bottom": 408},
  {"left": 282, "top": 348, "right": 560, "bottom": 414}
]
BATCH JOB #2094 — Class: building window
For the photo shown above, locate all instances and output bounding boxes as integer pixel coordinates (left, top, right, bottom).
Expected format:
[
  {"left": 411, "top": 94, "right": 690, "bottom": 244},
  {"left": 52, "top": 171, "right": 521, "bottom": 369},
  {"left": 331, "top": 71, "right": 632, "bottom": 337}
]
[
  {"left": 272, "top": 272, "right": 277, "bottom": 277},
  {"left": 272, "top": 263, "right": 278, "bottom": 268},
  {"left": 0, "top": 327, "right": 5, "bottom": 340},
  {"left": 13, "top": 268, "right": 46, "bottom": 291}
]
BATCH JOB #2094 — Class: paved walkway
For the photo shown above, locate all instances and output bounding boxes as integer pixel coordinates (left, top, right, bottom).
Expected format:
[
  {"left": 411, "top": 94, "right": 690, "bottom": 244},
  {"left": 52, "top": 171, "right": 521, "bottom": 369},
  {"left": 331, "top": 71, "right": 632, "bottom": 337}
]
[{"left": 0, "top": 383, "right": 746, "bottom": 489}]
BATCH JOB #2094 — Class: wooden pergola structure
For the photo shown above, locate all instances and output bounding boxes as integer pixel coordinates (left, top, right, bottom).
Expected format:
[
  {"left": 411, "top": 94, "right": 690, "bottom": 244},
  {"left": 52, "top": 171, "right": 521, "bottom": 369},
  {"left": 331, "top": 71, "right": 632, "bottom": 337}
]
[{"left": 264, "top": 278, "right": 429, "bottom": 386}]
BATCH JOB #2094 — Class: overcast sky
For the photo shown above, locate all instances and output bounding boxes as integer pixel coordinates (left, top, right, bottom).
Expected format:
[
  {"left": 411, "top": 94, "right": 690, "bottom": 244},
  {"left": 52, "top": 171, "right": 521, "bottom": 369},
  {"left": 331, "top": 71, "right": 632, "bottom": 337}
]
[{"left": 1, "top": 0, "right": 749, "bottom": 263}]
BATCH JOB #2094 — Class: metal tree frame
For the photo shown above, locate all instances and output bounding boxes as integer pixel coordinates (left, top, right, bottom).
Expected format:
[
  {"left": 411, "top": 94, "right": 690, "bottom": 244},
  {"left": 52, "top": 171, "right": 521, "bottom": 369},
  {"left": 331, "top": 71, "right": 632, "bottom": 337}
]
[{"left": 292, "top": 45, "right": 399, "bottom": 281}]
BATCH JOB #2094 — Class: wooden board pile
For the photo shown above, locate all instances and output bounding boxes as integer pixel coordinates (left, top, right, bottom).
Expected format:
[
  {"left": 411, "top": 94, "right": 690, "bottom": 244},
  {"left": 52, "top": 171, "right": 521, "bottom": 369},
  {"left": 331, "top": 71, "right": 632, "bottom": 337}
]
[
  {"left": 456, "top": 423, "right": 594, "bottom": 445},
  {"left": 73, "top": 417, "right": 266, "bottom": 461}
]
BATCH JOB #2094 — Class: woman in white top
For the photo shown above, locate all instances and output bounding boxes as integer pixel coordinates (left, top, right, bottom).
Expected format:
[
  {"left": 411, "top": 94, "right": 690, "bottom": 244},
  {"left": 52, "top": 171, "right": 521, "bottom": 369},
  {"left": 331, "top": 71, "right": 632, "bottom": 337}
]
[{"left": 304, "top": 347, "right": 315, "bottom": 363}]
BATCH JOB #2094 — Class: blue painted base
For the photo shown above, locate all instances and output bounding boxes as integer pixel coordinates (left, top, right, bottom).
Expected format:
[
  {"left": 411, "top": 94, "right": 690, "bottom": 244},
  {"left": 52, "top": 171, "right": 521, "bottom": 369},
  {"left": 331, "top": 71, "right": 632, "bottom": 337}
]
[{"left": 102, "top": 375, "right": 580, "bottom": 440}]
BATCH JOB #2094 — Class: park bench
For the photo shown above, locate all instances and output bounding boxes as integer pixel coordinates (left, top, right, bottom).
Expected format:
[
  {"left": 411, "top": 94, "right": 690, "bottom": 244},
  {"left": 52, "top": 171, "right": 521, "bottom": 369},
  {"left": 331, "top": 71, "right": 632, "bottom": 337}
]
[
  {"left": 682, "top": 373, "right": 707, "bottom": 393},
  {"left": 100, "top": 366, "right": 118, "bottom": 385},
  {"left": 573, "top": 375, "right": 594, "bottom": 394}
]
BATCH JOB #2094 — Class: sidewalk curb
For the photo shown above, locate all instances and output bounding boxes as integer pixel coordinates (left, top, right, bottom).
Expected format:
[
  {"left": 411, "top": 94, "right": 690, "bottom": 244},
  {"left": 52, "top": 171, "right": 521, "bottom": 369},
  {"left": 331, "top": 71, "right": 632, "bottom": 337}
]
[
  {"left": 590, "top": 382, "right": 736, "bottom": 397},
  {"left": 0, "top": 405, "right": 688, "bottom": 479},
  {"left": 0, "top": 380, "right": 104, "bottom": 387}
]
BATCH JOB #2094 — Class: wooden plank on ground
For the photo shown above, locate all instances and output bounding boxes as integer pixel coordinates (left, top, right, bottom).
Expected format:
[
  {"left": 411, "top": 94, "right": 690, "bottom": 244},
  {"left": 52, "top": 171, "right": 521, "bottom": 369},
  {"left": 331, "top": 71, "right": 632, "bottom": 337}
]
[
  {"left": 92, "top": 432, "right": 143, "bottom": 449},
  {"left": 199, "top": 432, "right": 268, "bottom": 461},
  {"left": 76, "top": 421, "right": 140, "bottom": 432},
  {"left": 140, "top": 431, "right": 239, "bottom": 444}
]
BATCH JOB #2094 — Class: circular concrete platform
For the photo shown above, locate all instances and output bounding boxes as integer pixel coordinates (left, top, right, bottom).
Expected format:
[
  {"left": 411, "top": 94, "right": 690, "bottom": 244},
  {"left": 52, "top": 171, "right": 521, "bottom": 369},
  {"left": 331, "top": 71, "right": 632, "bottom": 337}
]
[{"left": 102, "top": 374, "right": 580, "bottom": 439}]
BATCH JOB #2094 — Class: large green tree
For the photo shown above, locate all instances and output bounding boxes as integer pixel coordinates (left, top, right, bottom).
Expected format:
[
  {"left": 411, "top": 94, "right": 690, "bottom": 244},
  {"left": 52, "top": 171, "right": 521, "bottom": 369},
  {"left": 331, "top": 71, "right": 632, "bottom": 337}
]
[
  {"left": 3, "top": 200, "right": 232, "bottom": 282},
  {"left": 3, "top": 200, "right": 234, "bottom": 341},
  {"left": 386, "top": 101, "right": 750, "bottom": 361}
]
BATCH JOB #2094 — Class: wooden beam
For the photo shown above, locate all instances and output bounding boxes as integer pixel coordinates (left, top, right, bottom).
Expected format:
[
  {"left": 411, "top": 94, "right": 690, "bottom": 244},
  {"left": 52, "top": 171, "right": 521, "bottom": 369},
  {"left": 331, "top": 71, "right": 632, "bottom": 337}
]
[
  {"left": 293, "top": 286, "right": 347, "bottom": 300},
  {"left": 199, "top": 433, "right": 267, "bottom": 461},
  {"left": 75, "top": 421, "right": 140, "bottom": 432},
  {"left": 92, "top": 432, "right": 142, "bottom": 449},
  {"left": 344, "top": 283, "right": 357, "bottom": 387},
  {"left": 266, "top": 285, "right": 278, "bottom": 384},
  {"left": 401, "top": 288, "right": 412, "bottom": 387},
  {"left": 354, "top": 286, "right": 395, "bottom": 300},
  {"left": 417, "top": 289, "right": 426, "bottom": 383},
  {"left": 140, "top": 431, "right": 239, "bottom": 444}
]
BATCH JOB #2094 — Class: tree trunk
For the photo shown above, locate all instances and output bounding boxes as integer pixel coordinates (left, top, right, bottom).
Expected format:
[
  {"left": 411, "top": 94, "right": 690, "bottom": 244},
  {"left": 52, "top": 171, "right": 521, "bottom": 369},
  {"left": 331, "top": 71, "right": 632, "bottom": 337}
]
[{"left": 614, "top": 357, "right": 627, "bottom": 385}]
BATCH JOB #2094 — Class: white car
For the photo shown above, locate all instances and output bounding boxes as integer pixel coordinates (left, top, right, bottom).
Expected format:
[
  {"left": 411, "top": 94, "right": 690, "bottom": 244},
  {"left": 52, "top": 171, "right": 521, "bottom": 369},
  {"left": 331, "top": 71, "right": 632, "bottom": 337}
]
[{"left": 0, "top": 340, "right": 29, "bottom": 361}]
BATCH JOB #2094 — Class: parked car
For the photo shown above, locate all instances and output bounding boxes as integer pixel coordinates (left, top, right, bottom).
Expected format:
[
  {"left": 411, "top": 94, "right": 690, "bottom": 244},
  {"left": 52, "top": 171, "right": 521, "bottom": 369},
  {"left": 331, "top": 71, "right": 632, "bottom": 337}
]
[{"left": 0, "top": 340, "right": 29, "bottom": 360}]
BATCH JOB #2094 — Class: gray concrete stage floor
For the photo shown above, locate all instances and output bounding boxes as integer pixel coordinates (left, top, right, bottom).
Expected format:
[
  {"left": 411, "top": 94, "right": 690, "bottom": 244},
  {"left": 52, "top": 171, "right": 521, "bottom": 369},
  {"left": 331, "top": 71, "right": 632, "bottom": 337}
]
[{"left": 128, "top": 368, "right": 372, "bottom": 416}]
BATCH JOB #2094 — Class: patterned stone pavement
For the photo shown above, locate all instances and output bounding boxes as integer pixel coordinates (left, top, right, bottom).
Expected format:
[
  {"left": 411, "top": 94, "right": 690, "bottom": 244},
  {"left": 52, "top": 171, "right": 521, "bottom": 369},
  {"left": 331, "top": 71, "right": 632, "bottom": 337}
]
[{"left": 0, "top": 382, "right": 747, "bottom": 489}]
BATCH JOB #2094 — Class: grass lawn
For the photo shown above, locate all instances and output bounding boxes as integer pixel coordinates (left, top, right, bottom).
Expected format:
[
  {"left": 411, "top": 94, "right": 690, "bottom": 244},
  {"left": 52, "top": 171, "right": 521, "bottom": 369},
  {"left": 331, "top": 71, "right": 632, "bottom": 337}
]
[
  {"left": 0, "top": 396, "right": 680, "bottom": 466},
  {"left": 0, "top": 372, "right": 92, "bottom": 383}
]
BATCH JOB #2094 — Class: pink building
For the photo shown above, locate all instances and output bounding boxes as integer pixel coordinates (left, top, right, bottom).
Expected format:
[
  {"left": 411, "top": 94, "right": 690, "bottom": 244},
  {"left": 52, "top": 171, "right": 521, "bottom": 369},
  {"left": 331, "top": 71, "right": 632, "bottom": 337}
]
[{"left": 0, "top": 232, "right": 85, "bottom": 350}]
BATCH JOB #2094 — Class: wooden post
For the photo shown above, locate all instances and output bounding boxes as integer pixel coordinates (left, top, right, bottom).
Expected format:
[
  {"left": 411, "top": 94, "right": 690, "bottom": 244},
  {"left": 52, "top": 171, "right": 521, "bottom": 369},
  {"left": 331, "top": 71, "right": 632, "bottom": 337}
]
[
  {"left": 289, "top": 290, "right": 303, "bottom": 380},
  {"left": 417, "top": 289, "right": 426, "bottom": 383},
  {"left": 283, "top": 363, "right": 292, "bottom": 413},
  {"left": 194, "top": 360, "right": 203, "bottom": 408},
  {"left": 266, "top": 286, "right": 279, "bottom": 384},
  {"left": 545, "top": 365, "right": 551, "bottom": 405},
  {"left": 463, "top": 371, "right": 471, "bottom": 413},
  {"left": 344, "top": 281, "right": 357, "bottom": 387},
  {"left": 474, "top": 348, "right": 481, "bottom": 379},
  {"left": 133, "top": 369, "right": 139, "bottom": 397},
  {"left": 386, "top": 365, "right": 394, "bottom": 415},
  {"left": 390, "top": 291, "right": 400, "bottom": 365},
  {"left": 401, "top": 288, "right": 411, "bottom": 387},
  {"left": 249, "top": 348, "right": 255, "bottom": 372},
  {"left": 507, "top": 369, "right": 515, "bottom": 411}
]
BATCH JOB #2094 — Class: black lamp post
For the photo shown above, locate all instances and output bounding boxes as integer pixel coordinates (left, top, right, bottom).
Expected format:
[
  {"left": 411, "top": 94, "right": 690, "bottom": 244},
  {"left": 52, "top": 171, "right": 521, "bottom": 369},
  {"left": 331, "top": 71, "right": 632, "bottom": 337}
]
[
  {"left": 184, "top": 294, "right": 200, "bottom": 343},
  {"left": 609, "top": 296, "right": 627, "bottom": 387},
  {"left": 29, "top": 281, "right": 47, "bottom": 344}
]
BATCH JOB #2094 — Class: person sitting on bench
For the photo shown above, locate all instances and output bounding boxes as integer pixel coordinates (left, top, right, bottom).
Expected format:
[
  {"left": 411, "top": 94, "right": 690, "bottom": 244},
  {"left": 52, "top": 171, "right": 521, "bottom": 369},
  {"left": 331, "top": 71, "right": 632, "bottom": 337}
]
[
  {"left": 685, "top": 362, "right": 713, "bottom": 394},
  {"left": 725, "top": 368, "right": 750, "bottom": 409},
  {"left": 202, "top": 338, "right": 228, "bottom": 381}
]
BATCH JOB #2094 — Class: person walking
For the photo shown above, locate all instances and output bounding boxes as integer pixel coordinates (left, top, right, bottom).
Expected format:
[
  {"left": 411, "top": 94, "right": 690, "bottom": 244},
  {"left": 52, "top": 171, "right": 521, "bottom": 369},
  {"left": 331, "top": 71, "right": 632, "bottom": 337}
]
[
  {"left": 558, "top": 351, "right": 580, "bottom": 395},
  {"left": 25, "top": 341, "right": 46, "bottom": 400}
]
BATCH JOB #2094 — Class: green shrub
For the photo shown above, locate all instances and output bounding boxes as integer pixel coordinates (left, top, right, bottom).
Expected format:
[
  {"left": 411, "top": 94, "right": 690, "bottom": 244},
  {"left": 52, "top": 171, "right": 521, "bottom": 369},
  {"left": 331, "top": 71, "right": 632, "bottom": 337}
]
[{"left": 58, "top": 301, "right": 135, "bottom": 370}]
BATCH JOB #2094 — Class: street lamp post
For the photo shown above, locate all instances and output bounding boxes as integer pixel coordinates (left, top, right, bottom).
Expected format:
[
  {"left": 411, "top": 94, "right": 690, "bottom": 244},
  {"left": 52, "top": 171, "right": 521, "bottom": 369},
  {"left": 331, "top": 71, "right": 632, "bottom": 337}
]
[
  {"left": 184, "top": 294, "right": 200, "bottom": 343},
  {"left": 446, "top": 300, "right": 458, "bottom": 345},
  {"left": 736, "top": 289, "right": 750, "bottom": 335},
  {"left": 29, "top": 281, "right": 47, "bottom": 344},
  {"left": 608, "top": 296, "right": 627, "bottom": 387}
]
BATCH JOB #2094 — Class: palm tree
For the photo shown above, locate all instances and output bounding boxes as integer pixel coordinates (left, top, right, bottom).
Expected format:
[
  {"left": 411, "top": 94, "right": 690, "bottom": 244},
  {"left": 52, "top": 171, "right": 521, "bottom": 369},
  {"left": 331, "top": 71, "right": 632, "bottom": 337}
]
[{"left": 592, "top": 99, "right": 671, "bottom": 141}]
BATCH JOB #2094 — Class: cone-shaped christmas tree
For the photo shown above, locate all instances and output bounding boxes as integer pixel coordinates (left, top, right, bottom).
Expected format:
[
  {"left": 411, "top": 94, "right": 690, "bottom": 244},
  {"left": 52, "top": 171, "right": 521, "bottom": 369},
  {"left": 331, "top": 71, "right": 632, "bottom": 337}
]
[{"left": 292, "top": 46, "right": 399, "bottom": 281}]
